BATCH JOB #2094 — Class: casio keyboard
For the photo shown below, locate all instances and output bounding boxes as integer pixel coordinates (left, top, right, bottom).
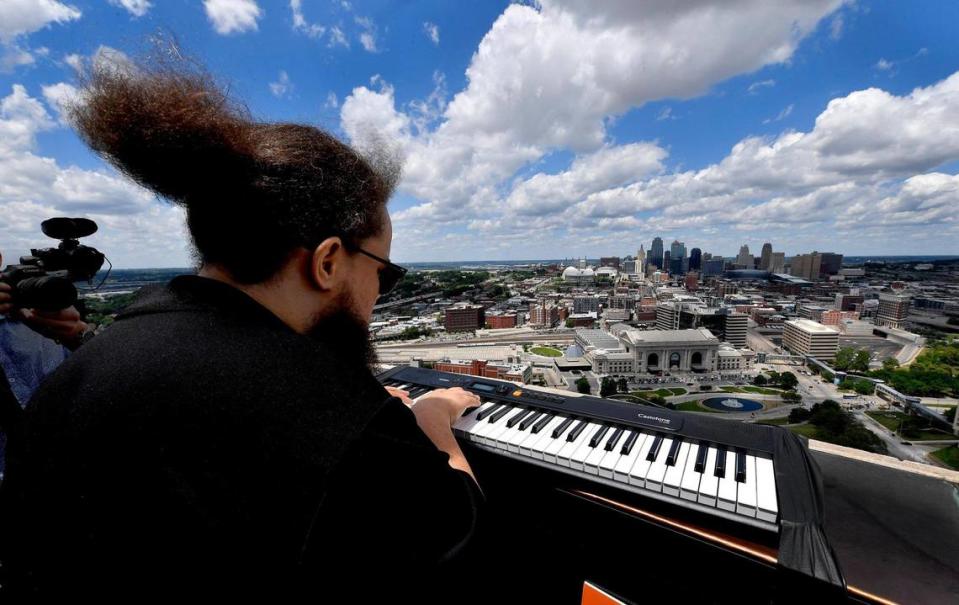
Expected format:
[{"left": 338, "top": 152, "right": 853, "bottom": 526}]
[{"left": 378, "top": 366, "right": 857, "bottom": 604}]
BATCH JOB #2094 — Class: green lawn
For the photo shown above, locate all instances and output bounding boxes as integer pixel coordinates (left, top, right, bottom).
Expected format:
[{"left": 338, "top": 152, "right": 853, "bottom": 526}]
[
  {"left": 530, "top": 346, "right": 562, "bottom": 357},
  {"left": 930, "top": 445, "right": 959, "bottom": 470},
  {"left": 787, "top": 423, "right": 821, "bottom": 439},
  {"left": 757, "top": 417, "right": 791, "bottom": 426},
  {"left": 668, "top": 387, "right": 687, "bottom": 396},
  {"left": 741, "top": 386, "right": 781, "bottom": 395},
  {"left": 867, "top": 411, "right": 956, "bottom": 441},
  {"left": 675, "top": 401, "right": 721, "bottom": 413}
]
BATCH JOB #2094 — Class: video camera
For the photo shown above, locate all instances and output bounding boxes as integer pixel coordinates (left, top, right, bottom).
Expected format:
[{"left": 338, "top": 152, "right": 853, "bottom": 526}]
[{"left": 1, "top": 218, "right": 106, "bottom": 312}]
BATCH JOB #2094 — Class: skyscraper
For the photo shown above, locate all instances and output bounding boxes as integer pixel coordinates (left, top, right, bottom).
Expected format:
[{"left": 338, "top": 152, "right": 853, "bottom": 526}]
[
  {"left": 663, "top": 250, "right": 671, "bottom": 274},
  {"left": 736, "top": 244, "right": 753, "bottom": 268},
  {"left": 636, "top": 245, "right": 646, "bottom": 277},
  {"left": 651, "top": 237, "right": 664, "bottom": 269},
  {"left": 689, "top": 247, "right": 702, "bottom": 271},
  {"left": 760, "top": 242, "right": 773, "bottom": 270}
]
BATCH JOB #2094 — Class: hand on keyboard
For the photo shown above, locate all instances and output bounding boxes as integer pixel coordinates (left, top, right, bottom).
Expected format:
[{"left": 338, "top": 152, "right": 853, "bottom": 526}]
[
  {"left": 385, "top": 386, "right": 413, "bottom": 406},
  {"left": 415, "top": 388, "right": 482, "bottom": 427}
]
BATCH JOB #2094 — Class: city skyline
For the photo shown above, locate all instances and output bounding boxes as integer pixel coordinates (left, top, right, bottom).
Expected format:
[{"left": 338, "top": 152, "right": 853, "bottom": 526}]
[{"left": 1, "top": 1, "right": 958, "bottom": 268}]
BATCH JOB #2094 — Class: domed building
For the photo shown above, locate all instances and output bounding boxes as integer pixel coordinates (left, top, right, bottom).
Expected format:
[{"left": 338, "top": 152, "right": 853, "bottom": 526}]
[{"left": 562, "top": 266, "right": 595, "bottom": 284}]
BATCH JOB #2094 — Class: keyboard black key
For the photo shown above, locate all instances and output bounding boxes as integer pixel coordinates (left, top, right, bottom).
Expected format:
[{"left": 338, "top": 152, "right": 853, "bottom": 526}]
[
  {"left": 589, "top": 425, "right": 610, "bottom": 447},
  {"left": 532, "top": 414, "right": 554, "bottom": 434},
  {"left": 489, "top": 406, "right": 513, "bottom": 423},
  {"left": 646, "top": 434, "right": 664, "bottom": 461},
  {"left": 552, "top": 417, "right": 574, "bottom": 438},
  {"left": 621, "top": 431, "right": 638, "bottom": 455},
  {"left": 506, "top": 409, "right": 531, "bottom": 428},
  {"left": 665, "top": 438, "right": 683, "bottom": 466},
  {"left": 714, "top": 446, "right": 727, "bottom": 478},
  {"left": 476, "top": 404, "right": 502, "bottom": 421},
  {"left": 605, "top": 428, "right": 624, "bottom": 451},
  {"left": 461, "top": 406, "right": 480, "bottom": 418},
  {"left": 567, "top": 420, "right": 588, "bottom": 442},
  {"left": 694, "top": 441, "right": 708, "bottom": 473},
  {"left": 735, "top": 449, "right": 747, "bottom": 483},
  {"left": 520, "top": 411, "right": 544, "bottom": 431},
  {"left": 406, "top": 386, "right": 428, "bottom": 398}
]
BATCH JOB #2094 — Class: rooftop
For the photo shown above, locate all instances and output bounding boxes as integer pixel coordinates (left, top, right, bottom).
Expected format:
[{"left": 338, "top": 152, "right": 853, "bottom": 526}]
[
  {"left": 785, "top": 318, "right": 841, "bottom": 334},
  {"left": 622, "top": 327, "right": 719, "bottom": 344}
]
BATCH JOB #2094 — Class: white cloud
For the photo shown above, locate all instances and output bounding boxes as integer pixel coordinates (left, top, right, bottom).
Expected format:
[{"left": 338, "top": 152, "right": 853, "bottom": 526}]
[
  {"left": 342, "top": 0, "right": 846, "bottom": 233},
  {"left": 656, "top": 107, "right": 675, "bottom": 121},
  {"left": 763, "top": 103, "right": 794, "bottom": 124},
  {"left": 203, "top": 0, "right": 262, "bottom": 35},
  {"left": 268, "top": 70, "right": 292, "bottom": 98},
  {"left": 0, "top": 85, "right": 191, "bottom": 268},
  {"left": 829, "top": 13, "right": 844, "bottom": 40},
  {"left": 876, "top": 58, "right": 893, "bottom": 71},
  {"left": 355, "top": 16, "right": 377, "bottom": 52},
  {"left": 327, "top": 25, "right": 348, "bottom": 48},
  {"left": 41, "top": 81, "right": 81, "bottom": 122},
  {"left": 0, "top": 0, "right": 81, "bottom": 72},
  {"left": 324, "top": 91, "right": 338, "bottom": 109},
  {"left": 423, "top": 21, "right": 439, "bottom": 45},
  {"left": 290, "top": 0, "right": 324, "bottom": 38},
  {"left": 748, "top": 79, "right": 776, "bottom": 94},
  {"left": 63, "top": 53, "right": 82, "bottom": 72},
  {"left": 108, "top": 0, "right": 151, "bottom": 17}
]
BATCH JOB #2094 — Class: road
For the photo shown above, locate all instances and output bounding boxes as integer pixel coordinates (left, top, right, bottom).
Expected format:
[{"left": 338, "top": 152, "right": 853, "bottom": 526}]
[{"left": 378, "top": 330, "right": 577, "bottom": 349}]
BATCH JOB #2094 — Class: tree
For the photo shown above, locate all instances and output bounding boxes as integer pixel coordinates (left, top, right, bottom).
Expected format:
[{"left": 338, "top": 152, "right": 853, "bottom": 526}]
[
  {"left": 753, "top": 374, "right": 768, "bottom": 386},
  {"left": 565, "top": 318, "right": 575, "bottom": 328},
  {"left": 617, "top": 377, "right": 628, "bottom": 393},
  {"left": 600, "top": 377, "right": 617, "bottom": 397},
  {"left": 648, "top": 395, "right": 668, "bottom": 407},
  {"left": 779, "top": 371, "right": 798, "bottom": 390},
  {"left": 788, "top": 407, "right": 811, "bottom": 423},
  {"left": 576, "top": 377, "right": 590, "bottom": 394},
  {"left": 834, "top": 347, "right": 857, "bottom": 371},
  {"left": 767, "top": 370, "right": 781, "bottom": 384},
  {"left": 882, "top": 357, "right": 901, "bottom": 371},
  {"left": 852, "top": 380, "right": 874, "bottom": 395},
  {"left": 945, "top": 407, "right": 956, "bottom": 424},
  {"left": 782, "top": 391, "right": 802, "bottom": 403},
  {"left": 852, "top": 350, "right": 871, "bottom": 372}
]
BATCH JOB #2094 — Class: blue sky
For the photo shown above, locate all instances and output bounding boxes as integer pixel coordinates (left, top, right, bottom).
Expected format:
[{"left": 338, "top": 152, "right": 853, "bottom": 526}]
[{"left": 1, "top": 0, "right": 958, "bottom": 268}]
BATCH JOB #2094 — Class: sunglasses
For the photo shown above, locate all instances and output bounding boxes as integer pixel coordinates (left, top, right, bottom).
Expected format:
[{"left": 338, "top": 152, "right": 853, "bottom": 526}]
[{"left": 354, "top": 247, "right": 408, "bottom": 295}]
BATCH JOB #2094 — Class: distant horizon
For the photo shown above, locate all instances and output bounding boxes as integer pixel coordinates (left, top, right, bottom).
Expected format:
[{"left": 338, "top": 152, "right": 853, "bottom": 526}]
[{"left": 96, "top": 254, "right": 959, "bottom": 272}]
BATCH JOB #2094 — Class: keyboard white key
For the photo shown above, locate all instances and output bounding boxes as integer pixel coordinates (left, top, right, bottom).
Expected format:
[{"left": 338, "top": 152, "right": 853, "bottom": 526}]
[
  {"left": 755, "top": 457, "right": 779, "bottom": 523},
  {"left": 556, "top": 422, "right": 593, "bottom": 468},
  {"left": 697, "top": 447, "right": 720, "bottom": 507},
  {"left": 570, "top": 423, "right": 604, "bottom": 471},
  {"left": 491, "top": 409, "right": 530, "bottom": 451},
  {"left": 453, "top": 402, "right": 497, "bottom": 435},
  {"left": 584, "top": 429, "right": 615, "bottom": 475},
  {"left": 543, "top": 420, "right": 576, "bottom": 463},
  {"left": 505, "top": 411, "right": 540, "bottom": 453},
  {"left": 736, "top": 455, "right": 758, "bottom": 517},
  {"left": 663, "top": 442, "right": 691, "bottom": 497},
  {"left": 717, "top": 451, "right": 738, "bottom": 512},
  {"left": 613, "top": 432, "right": 648, "bottom": 482},
  {"left": 598, "top": 431, "right": 627, "bottom": 479},
  {"left": 644, "top": 437, "right": 673, "bottom": 493},
  {"left": 524, "top": 416, "right": 566, "bottom": 460},
  {"left": 679, "top": 444, "right": 702, "bottom": 501},
  {"left": 628, "top": 434, "right": 657, "bottom": 487},
  {"left": 469, "top": 406, "right": 510, "bottom": 444},
  {"left": 483, "top": 407, "right": 521, "bottom": 445}
]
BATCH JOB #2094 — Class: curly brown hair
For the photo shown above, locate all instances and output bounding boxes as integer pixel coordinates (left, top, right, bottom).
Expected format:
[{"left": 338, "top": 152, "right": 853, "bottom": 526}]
[{"left": 68, "top": 42, "right": 400, "bottom": 283}]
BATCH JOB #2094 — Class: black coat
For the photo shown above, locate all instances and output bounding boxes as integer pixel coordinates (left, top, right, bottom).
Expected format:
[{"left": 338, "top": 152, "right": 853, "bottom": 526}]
[{"left": 0, "top": 275, "right": 483, "bottom": 601}]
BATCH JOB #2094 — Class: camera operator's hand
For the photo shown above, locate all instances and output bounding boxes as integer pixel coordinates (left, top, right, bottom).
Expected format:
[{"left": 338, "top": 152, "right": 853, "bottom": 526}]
[
  {"left": 13, "top": 306, "right": 89, "bottom": 350},
  {"left": 0, "top": 282, "right": 12, "bottom": 315}
]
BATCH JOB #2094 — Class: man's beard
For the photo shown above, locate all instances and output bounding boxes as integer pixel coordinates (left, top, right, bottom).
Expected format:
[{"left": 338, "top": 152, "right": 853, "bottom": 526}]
[{"left": 308, "top": 291, "right": 379, "bottom": 373}]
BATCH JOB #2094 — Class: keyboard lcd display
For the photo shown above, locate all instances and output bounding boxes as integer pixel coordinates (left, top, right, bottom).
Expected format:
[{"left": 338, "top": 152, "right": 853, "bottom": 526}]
[{"left": 471, "top": 383, "right": 496, "bottom": 392}]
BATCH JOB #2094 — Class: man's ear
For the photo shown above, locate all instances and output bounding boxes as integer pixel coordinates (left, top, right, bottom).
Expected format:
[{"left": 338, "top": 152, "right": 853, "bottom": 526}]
[{"left": 309, "top": 237, "right": 346, "bottom": 291}]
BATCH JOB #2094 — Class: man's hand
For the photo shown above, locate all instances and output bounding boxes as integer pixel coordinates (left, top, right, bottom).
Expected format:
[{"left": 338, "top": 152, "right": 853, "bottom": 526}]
[
  {"left": 0, "top": 282, "right": 12, "bottom": 316},
  {"left": 384, "top": 385, "right": 413, "bottom": 407},
  {"left": 12, "top": 305, "right": 89, "bottom": 350},
  {"left": 413, "top": 387, "right": 481, "bottom": 426},
  {"left": 409, "top": 387, "right": 482, "bottom": 485}
]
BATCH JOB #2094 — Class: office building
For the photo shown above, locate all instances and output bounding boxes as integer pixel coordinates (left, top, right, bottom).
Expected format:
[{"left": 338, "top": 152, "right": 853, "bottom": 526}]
[
  {"left": 444, "top": 305, "right": 485, "bottom": 332},
  {"left": 790, "top": 253, "right": 822, "bottom": 281},
  {"left": 689, "top": 248, "right": 702, "bottom": 271},
  {"left": 529, "top": 302, "right": 561, "bottom": 327},
  {"left": 876, "top": 294, "right": 911, "bottom": 329},
  {"left": 819, "top": 253, "right": 844, "bottom": 277},
  {"left": 573, "top": 295, "right": 602, "bottom": 314},
  {"left": 783, "top": 319, "right": 839, "bottom": 360},
  {"left": 434, "top": 359, "right": 532, "bottom": 384},
  {"left": 760, "top": 243, "right": 773, "bottom": 271},
  {"left": 650, "top": 237, "right": 664, "bottom": 269}
]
